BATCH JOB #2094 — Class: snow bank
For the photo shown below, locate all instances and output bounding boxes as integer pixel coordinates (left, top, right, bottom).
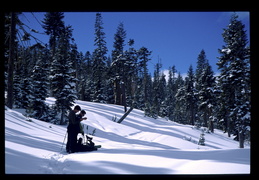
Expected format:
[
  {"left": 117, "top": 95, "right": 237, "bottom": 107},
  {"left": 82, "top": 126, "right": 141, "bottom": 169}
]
[{"left": 5, "top": 98, "right": 250, "bottom": 174}]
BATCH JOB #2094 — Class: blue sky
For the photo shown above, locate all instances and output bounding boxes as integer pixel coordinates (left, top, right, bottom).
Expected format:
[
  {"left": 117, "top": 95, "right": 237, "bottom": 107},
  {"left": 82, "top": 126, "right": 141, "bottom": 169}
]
[{"left": 20, "top": 12, "right": 250, "bottom": 77}]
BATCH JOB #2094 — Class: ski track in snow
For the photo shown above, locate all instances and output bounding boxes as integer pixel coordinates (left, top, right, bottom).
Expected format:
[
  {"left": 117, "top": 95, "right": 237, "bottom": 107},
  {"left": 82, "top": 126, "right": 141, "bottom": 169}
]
[{"left": 5, "top": 98, "right": 250, "bottom": 174}]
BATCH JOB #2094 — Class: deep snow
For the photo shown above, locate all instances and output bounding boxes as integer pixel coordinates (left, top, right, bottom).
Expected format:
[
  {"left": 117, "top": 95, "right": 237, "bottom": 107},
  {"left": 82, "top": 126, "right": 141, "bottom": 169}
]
[{"left": 5, "top": 97, "right": 250, "bottom": 174}]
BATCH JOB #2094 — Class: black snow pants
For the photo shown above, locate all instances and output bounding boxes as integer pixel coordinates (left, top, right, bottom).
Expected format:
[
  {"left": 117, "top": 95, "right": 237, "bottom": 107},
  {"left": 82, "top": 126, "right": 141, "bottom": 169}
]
[{"left": 66, "top": 124, "right": 79, "bottom": 153}]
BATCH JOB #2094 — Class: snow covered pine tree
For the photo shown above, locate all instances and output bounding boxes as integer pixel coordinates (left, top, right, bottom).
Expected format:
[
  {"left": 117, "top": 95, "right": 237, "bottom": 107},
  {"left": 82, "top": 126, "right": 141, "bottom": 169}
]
[{"left": 217, "top": 13, "right": 250, "bottom": 148}]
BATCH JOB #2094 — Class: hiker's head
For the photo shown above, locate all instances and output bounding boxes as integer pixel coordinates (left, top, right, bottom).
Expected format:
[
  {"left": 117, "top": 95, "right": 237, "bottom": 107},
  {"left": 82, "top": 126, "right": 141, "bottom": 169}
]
[
  {"left": 74, "top": 105, "right": 81, "bottom": 112},
  {"left": 81, "top": 110, "right": 86, "bottom": 116}
]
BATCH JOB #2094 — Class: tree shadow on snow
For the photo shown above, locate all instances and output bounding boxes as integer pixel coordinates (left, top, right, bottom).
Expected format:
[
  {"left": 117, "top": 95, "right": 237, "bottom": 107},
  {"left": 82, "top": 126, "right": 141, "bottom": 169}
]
[
  {"left": 64, "top": 159, "right": 173, "bottom": 174},
  {"left": 5, "top": 148, "right": 47, "bottom": 174},
  {"left": 94, "top": 127, "right": 179, "bottom": 150},
  {"left": 99, "top": 148, "right": 250, "bottom": 166},
  {"left": 5, "top": 127, "right": 62, "bottom": 152}
]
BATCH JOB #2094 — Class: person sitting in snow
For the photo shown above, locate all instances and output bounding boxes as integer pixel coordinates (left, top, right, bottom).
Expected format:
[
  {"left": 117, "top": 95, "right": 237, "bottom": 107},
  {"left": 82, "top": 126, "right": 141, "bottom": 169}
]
[{"left": 66, "top": 106, "right": 87, "bottom": 153}]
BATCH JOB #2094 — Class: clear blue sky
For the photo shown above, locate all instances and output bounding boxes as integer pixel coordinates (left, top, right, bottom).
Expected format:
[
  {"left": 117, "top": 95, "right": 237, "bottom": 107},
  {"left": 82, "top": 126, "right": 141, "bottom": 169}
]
[{"left": 20, "top": 12, "right": 250, "bottom": 77}]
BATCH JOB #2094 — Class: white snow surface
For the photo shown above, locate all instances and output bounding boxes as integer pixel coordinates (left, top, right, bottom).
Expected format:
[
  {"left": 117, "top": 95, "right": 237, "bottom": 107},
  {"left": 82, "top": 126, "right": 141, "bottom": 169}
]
[{"left": 5, "top": 97, "right": 250, "bottom": 174}]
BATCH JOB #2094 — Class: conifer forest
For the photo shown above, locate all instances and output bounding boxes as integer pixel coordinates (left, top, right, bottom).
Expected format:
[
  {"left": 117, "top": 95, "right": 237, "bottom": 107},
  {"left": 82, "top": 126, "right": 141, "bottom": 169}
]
[{"left": 4, "top": 12, "right": 250, "bottom": 148}]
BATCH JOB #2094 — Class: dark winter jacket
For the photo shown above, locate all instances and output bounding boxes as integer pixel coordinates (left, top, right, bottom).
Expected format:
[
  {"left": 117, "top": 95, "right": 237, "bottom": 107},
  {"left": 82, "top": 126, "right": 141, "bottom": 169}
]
[
  {"left": 68, "top": 110, "right": 79, "bottom": 125},
  {"left": 67, "top": 110, "right": 81, "bottom": 133}
]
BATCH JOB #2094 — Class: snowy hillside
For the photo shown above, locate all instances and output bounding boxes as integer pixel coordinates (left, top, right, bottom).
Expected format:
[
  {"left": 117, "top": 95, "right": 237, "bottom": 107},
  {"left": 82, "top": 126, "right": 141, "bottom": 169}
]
[{"left": 5, "top": 97, "right": 250, "bottom": 174}]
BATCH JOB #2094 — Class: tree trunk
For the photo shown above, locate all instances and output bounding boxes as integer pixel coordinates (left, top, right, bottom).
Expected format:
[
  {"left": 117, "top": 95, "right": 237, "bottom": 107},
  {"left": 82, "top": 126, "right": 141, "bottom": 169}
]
[
  {"left": 239, "top": 126, "right": 244, "bottom": 148},
  {"left": 7, "top": 12, "right": 16, "bottom": 109},
  {"left": 190, "top": 104, "right": 194, "bottom": 125},
  {"left": 121, "top": 82, "right": 127, "bottom": 112},
  {"left": 60, "top": 106, "right": 65, "bottom": 125},
  {"left": 117, "top": 107, "right": 133, "bottom": 124},
  {"left": 203, "top": 109, "right": 208, "bottom": 127},
  {"left": 227, "top": 116, "right": 231, "bottom": 137},
  {"left": 114, "top": 79, "right": 121, "bottom": 105},
  {"left": 208, "top": 108, "right": 214, "bottom": 133},
  {"left": 209, "top": 120, "right": 214, "bottom": 133}
]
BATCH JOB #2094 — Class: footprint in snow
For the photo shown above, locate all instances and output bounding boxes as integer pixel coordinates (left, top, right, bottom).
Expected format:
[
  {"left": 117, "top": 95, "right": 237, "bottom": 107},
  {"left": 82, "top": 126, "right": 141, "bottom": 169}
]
[{"left": 40, "top": 153, "right": 69, "bottom": 174}]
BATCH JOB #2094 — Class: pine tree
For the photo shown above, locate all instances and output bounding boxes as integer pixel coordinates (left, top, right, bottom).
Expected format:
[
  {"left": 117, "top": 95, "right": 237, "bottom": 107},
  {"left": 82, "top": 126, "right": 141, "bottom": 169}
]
[
  {"left": 74, "top": 50, "right": 84, "bottom": 100},
  {"left": 13, "top": 46, "right": 25, "bottom": 108},
  {"left": 166, "top": 65, "right": 177, "bottom": 120},
  {"left": 142, "top": 73, "right": 153, "bottom": 117},
  {"left": 42, "top": 12, "right": 65, "bottom": 97},
  {"left": 42, "top": 12, "right": 65, "bottom": 57},
  {"left": 174, "top": 65, "right": 197, "bottom": 125},
  {"left": 112, "top": 22, "right": 126, "bottom": 62},
  {"left": 50, "top": 26, "right": 77, "bottom": 125},
  {"left": 150, "top": 61, "right": 167, "bottom": 118},
  {"left": 217, "top": 13, "right": 250, "bottom": 148},
  {"left": 27, "top": 47, "right": 49, "bottom": 121},
  {"left": 151, "top": 62, "right": 162, "bottom": 118},
  {"left": 195, "top": 50, "right": 213, "bottom": 127},
  {"left": 195, "top": 49, "right": 208, "bottom": 91},
  {"left": 138, "top": 47, "right": 152, "bottom": 106},
  {"left": 185, "top": 65, "right": 196, "bottom": 125},
  {"left": 197, "top": 62, "right": 216, "bottom": 131},
  {"left": 158, "top": 72, "right": 167, "bottom": 117},
  {"left": 6, "top": 12, "right": 17, "bottom": 109},
  {"left": 13, "top": 72, "right": 23, "bottom": 108},
  {"left": 174, "top": 72, "right": 185, "bottom": 123},
  {"left": 83, "top": 51, "right": 94, "bottom": 101},
  {"left": 70, "top": 42, "right": 80, "bottom": 95},
  {"left": 124, "top": 39, "right": 138, "bottom": 107},
  {"left": 13, "top": 46, "right": 35, "bottom": 109},
  {"left": 110, "top": 22, "right": 127, "bottom": 106},
  {"left": 92, "top": 13, "right": 108, "bottom": 103}
]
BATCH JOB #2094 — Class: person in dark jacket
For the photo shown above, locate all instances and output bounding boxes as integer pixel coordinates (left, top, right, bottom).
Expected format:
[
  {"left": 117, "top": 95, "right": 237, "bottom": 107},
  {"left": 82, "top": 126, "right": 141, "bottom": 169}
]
[
  {"left": 76, "top": 110, "right": 87, "bottom": 135},
  {"left": 66, "top": 105, "right": 86, "bottom": 153}
]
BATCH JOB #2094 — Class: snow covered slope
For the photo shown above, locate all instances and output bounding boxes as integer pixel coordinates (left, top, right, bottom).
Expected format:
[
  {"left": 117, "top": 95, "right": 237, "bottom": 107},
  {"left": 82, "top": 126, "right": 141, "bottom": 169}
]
[{"left": 5, "top": 97, "right": 250, "bottom": 174}]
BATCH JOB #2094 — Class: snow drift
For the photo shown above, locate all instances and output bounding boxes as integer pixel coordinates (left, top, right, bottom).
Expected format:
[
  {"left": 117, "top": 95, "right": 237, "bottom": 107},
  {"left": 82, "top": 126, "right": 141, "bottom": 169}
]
[{"left": 5, "top": 97, "right": 250, "bottom": 174}]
